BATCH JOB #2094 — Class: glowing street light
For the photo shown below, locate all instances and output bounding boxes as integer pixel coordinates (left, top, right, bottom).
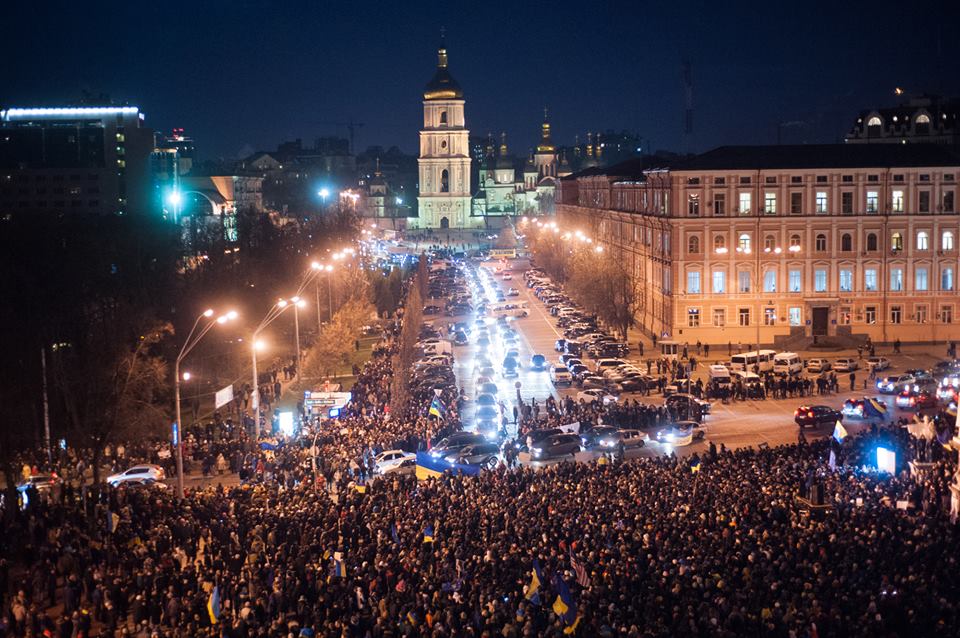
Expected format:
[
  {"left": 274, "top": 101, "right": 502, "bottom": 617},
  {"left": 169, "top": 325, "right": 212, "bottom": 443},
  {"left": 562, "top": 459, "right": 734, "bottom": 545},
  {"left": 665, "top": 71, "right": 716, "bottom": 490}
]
[{"left": 174, "top": 308, "right": 237, "bottom": 498}]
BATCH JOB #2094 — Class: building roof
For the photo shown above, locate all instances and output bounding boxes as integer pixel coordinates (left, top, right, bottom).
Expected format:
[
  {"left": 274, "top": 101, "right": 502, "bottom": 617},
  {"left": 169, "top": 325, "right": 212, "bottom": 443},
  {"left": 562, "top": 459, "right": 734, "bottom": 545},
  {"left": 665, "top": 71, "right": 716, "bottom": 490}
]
[
  {"left": 673, "top": 144, "right": 960, "bottom": 171},
  {"left": 423, "top": 47, "right": 463, "bottom": 101}
]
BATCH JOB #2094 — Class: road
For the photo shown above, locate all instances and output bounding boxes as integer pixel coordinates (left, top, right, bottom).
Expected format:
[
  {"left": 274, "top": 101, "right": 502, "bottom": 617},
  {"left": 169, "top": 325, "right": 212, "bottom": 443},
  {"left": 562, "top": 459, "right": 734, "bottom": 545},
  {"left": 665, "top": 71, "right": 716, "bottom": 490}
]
[{"left": 444, "top": 257, "right": 934, "bottom": 461}]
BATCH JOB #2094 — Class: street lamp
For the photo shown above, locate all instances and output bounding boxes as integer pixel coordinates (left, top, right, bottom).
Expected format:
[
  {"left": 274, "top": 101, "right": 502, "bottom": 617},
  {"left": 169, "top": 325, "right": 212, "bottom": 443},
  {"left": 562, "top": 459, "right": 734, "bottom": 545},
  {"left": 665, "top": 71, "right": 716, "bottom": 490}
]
[
  {"left": 285, "top": 295, "right": 308, "bottom": 378},
  {"left": 174, "top": 308, "right": 237, "bottom": 499},
  {"left": 250, "top": 300, "right": 298, "bottom": 439}
]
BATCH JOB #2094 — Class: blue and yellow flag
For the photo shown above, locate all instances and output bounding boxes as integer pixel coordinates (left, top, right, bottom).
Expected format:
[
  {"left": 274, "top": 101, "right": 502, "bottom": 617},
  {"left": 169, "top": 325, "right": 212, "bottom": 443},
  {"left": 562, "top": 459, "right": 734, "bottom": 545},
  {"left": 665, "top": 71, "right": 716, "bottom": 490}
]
[
  {"left": 552, "top": 573, "right": 577, "bottom": 625},
  {"left": 423, "top": 524, "right": 434, "bottom": 543},
  {"left": 428, "top": 396, "right": 445, "bottom": 418},
  {"left": 525, "top": 558, "right": 544, "bottom": 602},
  {"left": 332, "top": 552, "right": 346, "bottom": 578},
  {"left": 690, "top": 459, "right": 701, "bottom": 474},
  {"left": 207, "top": 586, "right": 221, "bottom": 625}
]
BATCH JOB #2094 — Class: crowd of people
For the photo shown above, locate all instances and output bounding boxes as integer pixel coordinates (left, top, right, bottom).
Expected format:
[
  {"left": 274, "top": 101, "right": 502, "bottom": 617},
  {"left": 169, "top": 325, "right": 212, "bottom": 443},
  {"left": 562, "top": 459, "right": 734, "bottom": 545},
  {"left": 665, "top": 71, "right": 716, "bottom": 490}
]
[{"left": 4, "top": 281, "right": 960, "bottom": 637}]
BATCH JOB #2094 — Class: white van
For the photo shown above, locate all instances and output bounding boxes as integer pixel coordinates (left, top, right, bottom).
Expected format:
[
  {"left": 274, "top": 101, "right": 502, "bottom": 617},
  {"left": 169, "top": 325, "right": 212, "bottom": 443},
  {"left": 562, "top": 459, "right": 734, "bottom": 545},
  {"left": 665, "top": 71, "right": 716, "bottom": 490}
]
[
  {"left": 773, "top": 352, "right": 803, "bottom": 375},
  {"left": 730, "top": 349, "right": 777, "bottom": 373},
  {"left": 708, "top": 364, "right": 731, "bottom": 386}
]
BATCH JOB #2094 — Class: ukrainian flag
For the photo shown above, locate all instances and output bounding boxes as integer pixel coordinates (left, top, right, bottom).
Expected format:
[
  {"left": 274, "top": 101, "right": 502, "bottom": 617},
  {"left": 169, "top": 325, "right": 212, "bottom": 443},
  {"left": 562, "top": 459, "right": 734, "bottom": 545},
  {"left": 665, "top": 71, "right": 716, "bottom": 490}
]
[
  {"left": 415, "top": 451, "right": 482, "bottom": 481},
  {"left": 690, "top": 459, "right": 702, "bottom": 474},
  {"left": 525, "top": 559, "right": 543, "bottom": 602},
  {"left": 428, "top": 396, "right": 445, "bottom": 418},
  {"left": 423, "top": 524, "right": 434, "bottom": 543},
  {"left": 552, "top": 574, "right": 577, "bottom": 626},
  {"left": 207, "top": 586, "right": 221, "bottom": 625},
  {"left": 333, "top": 552, "right": 346, "bottom": 577}
]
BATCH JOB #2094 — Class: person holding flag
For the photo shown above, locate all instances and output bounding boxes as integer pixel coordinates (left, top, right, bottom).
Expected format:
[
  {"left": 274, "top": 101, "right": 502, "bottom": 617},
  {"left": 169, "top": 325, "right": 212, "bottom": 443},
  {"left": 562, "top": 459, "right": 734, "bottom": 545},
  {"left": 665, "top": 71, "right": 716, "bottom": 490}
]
[
  {"left": 552, "top": 572, "right": 581, "bottom": 634},
  {"left": 422, "top": 524, "right": 435, "bottom": 543},
  {"left": 207, "top": 585, "right": 221, "bottom": 625},
  {"left": 525, "top": 558, "right": 544, "bottom": 604},
  {"left": 428, "top": 392, "right": 446, "bottom": 419}
]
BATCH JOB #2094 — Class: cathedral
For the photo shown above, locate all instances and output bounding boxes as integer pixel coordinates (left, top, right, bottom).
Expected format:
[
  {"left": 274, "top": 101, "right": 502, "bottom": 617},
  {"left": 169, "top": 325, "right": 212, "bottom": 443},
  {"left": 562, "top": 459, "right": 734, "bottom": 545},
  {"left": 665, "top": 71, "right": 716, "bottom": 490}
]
[{"left": 409, "top": 43, "right": 565, "bottom": 230}]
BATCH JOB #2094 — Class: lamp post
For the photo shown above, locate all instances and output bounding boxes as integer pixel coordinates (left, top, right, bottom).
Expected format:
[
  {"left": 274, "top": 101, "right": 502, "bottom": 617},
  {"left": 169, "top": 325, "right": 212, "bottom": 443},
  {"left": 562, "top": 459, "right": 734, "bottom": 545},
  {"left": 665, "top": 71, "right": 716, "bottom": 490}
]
[
  {"left": 251, "top": 298, "right": 302, "bottom": 439},
  {"left": 175, "top": 308, "right": 237, "bottom": 499},
  {"left": 289, "top": 296, "right": 307, "bottom": 377},
  {"left": 311, "top": 261, "right": 334, "bottom": 330}
]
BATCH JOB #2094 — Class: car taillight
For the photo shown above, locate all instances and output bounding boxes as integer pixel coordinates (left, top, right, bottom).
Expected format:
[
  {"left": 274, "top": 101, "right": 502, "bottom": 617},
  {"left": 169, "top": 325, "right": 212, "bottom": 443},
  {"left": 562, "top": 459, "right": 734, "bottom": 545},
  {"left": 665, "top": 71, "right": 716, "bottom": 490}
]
[{"left": 808, "top": 412, "right": 814, "bottom": 418}]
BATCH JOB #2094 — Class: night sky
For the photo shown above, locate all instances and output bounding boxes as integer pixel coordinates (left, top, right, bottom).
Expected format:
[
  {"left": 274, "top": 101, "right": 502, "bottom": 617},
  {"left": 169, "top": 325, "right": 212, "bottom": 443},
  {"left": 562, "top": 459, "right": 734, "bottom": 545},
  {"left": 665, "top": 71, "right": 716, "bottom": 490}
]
[{"left": 3, "top": 0, "right": 958, "bottom": 160}]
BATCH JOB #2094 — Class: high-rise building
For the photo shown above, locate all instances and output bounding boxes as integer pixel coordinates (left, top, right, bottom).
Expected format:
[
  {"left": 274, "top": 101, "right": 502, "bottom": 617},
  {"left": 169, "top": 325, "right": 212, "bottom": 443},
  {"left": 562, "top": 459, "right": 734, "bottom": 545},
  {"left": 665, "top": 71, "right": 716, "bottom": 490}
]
[{"left": 0, "top": 106, "right": 154, "bottom": 217}]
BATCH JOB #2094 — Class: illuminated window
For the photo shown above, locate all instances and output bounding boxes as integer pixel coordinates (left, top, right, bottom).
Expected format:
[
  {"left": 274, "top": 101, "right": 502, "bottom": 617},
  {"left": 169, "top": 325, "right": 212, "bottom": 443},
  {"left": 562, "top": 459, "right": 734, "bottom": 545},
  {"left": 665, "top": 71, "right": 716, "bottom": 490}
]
[
  {"left": 916, "top": 267, "right": 928, "bottom": 291},
  {"left": 866, "top": 191, "right": 878, "bottom": 213},
  {"left": 687, "top": 194, "right": 700, "bottom": 217},
  {"left": 764, "top": 307, "right": 776, "bottom": 325},
  {"left": 890, "top": 268, "right": 903, "bottom": 291},
  {"left": 916, "top": 305, "right": 928, "bottom": 324},
  {"left": 712, "top": 270, "right": 726, "bottom": 293},
  {"left": 943, "top": 231, "right": 954, "bottom": 250},
  {"left": 865, "top": 269, "right": 878, "bottom": 291},
  {"left": 763, "top": 270, "right": 777, "bottom": 292},
  {"left": 814, "top": 269, "right": 827, "bottom": 292},
  {"left": 865, "top": 306, "right": 877, "bottom": 324},
  {"left": 764, "top": 192, "right": 776, "bottom": 214},
  {"left": 738, "top": 270, "right": 751, "bottom": 293},
  {"left": 867, "top": 116, "right": 882, "bottom": 126},
  {"left": 713, "top": 193, "right": 726, "bottom": 216},
  {"left": 738, "top": 233, "right": 751, "bottom": 252},
  {"left": 788, "top": 307, "right": 802, "bottom": 326},
  {"left": 687, "top": 308, "right": 700, "bottom": 327},
  {"left": 788, "top": 270, "right": 801, "bottom": 292},
  {"left": 764, "top": 235, "right": 776, "bottom": 251},
  {"left": 687, "top": 270, "right": 701, "bottom": 293},
  {"left": 739, "top": 192, "right": 752, "bottom": 215},
  {"left": 891, "top": 232, "right": 903, "bottom": 251},
  {"left": 815, "top": 192, "right": 828, "bottom": 214},
  {"left": 943, "top": 268, "right": 954, "bottom": 291},
  {"left": 713, "top": 308, "right": 726, "bottom": 327},
  {"left": 892, "top": 190, "right": 904, "bottom": 212},
  {"left": 840, "top": 269, "right": 853, "bottom": 292},
  {"left": 917, "top": 231, "right": 929, "bottom": 250}
]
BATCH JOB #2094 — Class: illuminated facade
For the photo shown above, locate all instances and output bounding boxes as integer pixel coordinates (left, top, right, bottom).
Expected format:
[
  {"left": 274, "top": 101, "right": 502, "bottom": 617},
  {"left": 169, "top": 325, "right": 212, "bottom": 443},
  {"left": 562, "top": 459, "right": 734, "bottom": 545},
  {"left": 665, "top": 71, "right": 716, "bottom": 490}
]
[
  {"left": 414, "top": 44, "right": 476, "bottom": 229},
  {"left": 558, "top": 144, "right": 960, "bottom": 346},
  {"left": 0, "top": 106, "right": 154, "bottom": 216}
]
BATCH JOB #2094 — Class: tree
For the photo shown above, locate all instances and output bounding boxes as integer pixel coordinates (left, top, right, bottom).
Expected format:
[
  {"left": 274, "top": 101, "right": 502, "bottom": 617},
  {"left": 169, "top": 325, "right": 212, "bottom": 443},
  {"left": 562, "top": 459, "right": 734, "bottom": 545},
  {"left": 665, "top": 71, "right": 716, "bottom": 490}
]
[
  {"left": 390, "top": 284, "right": 422, "bottom": 417},
  {"left": 303, "top": 297, "right": 377, "bottom": 380},
  {"left": 51, "top": 310, "right": 173, "bottom": 488},
  {"left": 566, "top": 247, "right": 641, "bottom": 340}
]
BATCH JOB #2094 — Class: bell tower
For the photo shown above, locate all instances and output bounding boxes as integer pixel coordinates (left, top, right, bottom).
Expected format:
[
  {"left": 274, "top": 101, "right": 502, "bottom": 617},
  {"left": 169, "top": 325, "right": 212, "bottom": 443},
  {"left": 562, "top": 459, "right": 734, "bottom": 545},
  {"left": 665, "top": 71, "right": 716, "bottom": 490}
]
[{"left": 415, "top": 37, "right": 476, "bottom": 229}]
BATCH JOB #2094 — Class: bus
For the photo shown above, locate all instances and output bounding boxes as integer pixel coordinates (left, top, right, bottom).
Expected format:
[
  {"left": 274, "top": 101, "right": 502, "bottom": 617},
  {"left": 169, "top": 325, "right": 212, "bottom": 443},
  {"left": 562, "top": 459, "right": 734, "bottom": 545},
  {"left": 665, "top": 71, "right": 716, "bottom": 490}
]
[{"left": 730, "top": 349, "right": 777, "bottom": 373}]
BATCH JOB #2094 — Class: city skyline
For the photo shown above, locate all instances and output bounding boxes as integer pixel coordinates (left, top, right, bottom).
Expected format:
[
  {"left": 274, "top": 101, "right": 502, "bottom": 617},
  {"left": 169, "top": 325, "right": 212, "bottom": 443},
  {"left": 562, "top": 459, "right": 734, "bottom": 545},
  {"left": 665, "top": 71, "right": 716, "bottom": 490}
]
[{"left": 3, "top": 0, "right": 958, "bottom": 160}]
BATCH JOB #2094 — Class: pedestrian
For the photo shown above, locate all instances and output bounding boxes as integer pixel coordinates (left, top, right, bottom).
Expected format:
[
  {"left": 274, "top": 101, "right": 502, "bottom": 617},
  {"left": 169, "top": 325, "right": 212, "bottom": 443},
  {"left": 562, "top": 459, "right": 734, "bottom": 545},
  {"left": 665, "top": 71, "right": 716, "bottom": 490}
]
[
  {"left": 849, "top": 371, "right": 856, "bottom": 391},
  {"left": 638, "top": 341, "right": 644, "bottom": 357}
]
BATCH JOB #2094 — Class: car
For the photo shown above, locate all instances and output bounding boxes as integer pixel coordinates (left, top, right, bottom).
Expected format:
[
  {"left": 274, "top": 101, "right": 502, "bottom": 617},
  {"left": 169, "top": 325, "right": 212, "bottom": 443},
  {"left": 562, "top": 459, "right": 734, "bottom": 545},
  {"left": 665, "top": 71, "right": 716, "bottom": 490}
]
[
  {"left": 454, "top": 443, "right": 501, "bottom": 467},
  {"left": 665, "top": 393, "right": 712, "bottom": 419},
  {"left": 833, "top": 358, "right": 859, "bottom": 372},
  {"left": 476, "top": 393, "right": 497, "bottom": 406},
  {"left": 375, "top": 450, "right": 417, "bottom": 474},
  {"left": 423, "top": 305, "right": 442, "bottom": 315},
  {"left": 619, "top": 429, "right": 648, "bottom": 449},
  {"left": 895, "top": 388, "right": 938, "bottom": 409},
  {"left": 506, "top": 287, "right": 519, "bottom": 296},
  {"left": 841, "top": 396, "right": 887, "bottom": 419},
  {"left": 501, "top": 273, "right": 513, "bottom": 280},
  {"left": 655, "top": 421, "right": 706, "bottom": 446},
  {"left": 866, "top": 356, "right": 891, "bottom": 371},
  {"left": 619, "top": 375, "right": 653, "bottom": 392},
  {"left": 876, "top": 374, "right": 916, "bottom": 394},
  {"left": 453, "top": 331, "right": 469, "bottom": 345},
  {"left": 526, "top": 428, "right": 565, "bottom": 449},
  {"left": 529, "top": 433, "right": 581, "bottom": 460},
  {"left": 530, "top": 354, "right": 547, "bottom": 371},
  {"left": 16, "top": 474, "right": 59, "bottom": 494},
  {"left": 595, "top": 358, "right": 626, "bottom": 373},
  {"left": 380, "top": 458, "right": 417, "bottom": 476},
  {"left": 569, "top": 364, "right": 590, "bottom": 381},
  {"left": 577, "top": 388, "right": 618, "bottom": 405},
  {"left": 564, "top": 357, "right": 583, "bottom": 370},
  {"left": 806, "top": 358, "right": 832, "bottom": 373},
  {"left": 555, "top": 338, "right": 568, "bottom": 352},
  {"left": 580, "top": 426, "right": 622, "bottom": 449},
  {"left": 580, "top": 374, "right": 607, "bottom": 390},
  {"left": 479, "top": 382, "right": 499, "bottom": 396},
  {"left": 550, "top": 365, "right": 573, "bottom": 386},
  {"left": 430, "top": 432, "right": 487, "bottom": 459},
  {"left": 106, "top": 464, "right": 166, "bottom": 487},
  {"left": 794, "top": 405, "right": 842, "bottom": 428}
]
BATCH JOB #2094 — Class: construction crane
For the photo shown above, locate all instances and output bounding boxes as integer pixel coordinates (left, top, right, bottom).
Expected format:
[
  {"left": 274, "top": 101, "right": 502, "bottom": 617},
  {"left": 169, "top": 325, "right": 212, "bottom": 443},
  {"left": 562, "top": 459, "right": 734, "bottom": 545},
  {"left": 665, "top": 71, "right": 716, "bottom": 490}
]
[{"left": 320, "top": 121, "right": 365, "bottom": 154}]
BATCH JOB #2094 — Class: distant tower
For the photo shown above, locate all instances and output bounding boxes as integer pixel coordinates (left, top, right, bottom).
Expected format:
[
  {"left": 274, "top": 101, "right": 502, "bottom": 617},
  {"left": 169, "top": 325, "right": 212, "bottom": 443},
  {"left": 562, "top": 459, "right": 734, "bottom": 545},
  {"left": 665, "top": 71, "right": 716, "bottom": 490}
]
[
  {"left": 533, "top": 108, "right": 557, "bottom": 179},
  {"left": 681, "top": 58, "right": 694, "bottom": 154},
  {"left": 416, "top": 34, "right": 475, "bottom": 229}
]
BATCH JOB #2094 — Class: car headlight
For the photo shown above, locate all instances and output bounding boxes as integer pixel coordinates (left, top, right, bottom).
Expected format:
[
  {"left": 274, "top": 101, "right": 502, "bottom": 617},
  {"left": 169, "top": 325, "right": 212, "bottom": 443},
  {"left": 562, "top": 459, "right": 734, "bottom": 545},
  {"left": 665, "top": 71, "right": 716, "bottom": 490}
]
[{"left": 601, "top": 439, "right": 615, "bottom": 447}]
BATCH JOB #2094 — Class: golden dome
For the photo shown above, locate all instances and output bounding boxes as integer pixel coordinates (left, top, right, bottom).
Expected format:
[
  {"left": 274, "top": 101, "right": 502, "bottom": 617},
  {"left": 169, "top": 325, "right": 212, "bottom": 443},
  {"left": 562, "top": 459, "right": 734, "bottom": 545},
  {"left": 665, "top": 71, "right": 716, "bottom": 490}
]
[{"left": 423, "top": 47, "right": 463, "bottom": 101}]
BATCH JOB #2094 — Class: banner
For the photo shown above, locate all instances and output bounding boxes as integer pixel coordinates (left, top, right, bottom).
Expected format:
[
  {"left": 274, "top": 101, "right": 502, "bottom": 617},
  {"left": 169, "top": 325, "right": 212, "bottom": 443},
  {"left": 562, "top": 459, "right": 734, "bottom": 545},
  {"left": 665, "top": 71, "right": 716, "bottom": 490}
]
[
  {"left": 557, "top": 422, "right": 581, "bottom": 435},
  {"left": 215, "top": 384, "right": 234, "bottom": 409},
  {"left": 415, "top": 451, "right": 481, "bottom": 480}
]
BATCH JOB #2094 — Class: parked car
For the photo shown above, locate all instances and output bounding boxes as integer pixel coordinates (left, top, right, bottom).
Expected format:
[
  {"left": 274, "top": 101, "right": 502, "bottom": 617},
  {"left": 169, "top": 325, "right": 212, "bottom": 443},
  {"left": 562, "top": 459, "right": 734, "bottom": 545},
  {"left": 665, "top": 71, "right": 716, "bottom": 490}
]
[
  {"left": 529, "top": 433, "right": 581, "bottom": 460},
  {"left": 550, "top": 365, "right": 573, "bottom": 386},
  {"left": 805, "top": 358, "right": 832, "bottom": 373},
  {"left": 106, "top": 464, "right": 166, "bottom": 487},
  {"left": 375, "top": 450, "right": 417, "bottom": 474},
  {"left": 834, "top": 358, "right": 859, "bottom": 372},
  {"left": 866, "top": 356, "right": 891, "bottom": 371},
  {"left": 576, "top": 388, "right": 618, "bottom": 405},
  {"left": 794, "top": 405, "right": 842, "bottom": 428},
  {"left": 16, "top": 474, "right": 59, "bottom": 494}
]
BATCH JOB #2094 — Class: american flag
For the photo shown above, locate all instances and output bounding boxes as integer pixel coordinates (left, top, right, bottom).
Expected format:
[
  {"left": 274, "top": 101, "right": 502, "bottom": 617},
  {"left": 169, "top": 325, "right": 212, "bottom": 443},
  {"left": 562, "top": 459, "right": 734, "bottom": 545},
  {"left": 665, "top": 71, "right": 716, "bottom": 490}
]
[{"left": 569, "top": 553, "right": 591, "bottom": 589}]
